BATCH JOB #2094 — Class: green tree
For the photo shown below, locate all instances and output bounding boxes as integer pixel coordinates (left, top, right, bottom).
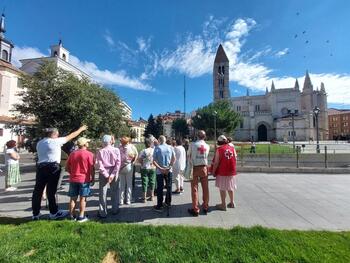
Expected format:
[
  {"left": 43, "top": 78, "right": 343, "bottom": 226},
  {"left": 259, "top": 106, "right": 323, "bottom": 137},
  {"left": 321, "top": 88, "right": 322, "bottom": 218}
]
[
  {"left": 154, "top": 116, "right": 163, "bottom": 138},
  {"left": 144, "top": 114, "right": 156, "bottom": 138},
  {"left": 191, "top": 100, "right": 241, "bottom": 139},
  {"left": 172, "top": 118, "right": 189, "bottom": 139},
  {"left": 14, "top": 62, "right": 128, "bottom": 139}
]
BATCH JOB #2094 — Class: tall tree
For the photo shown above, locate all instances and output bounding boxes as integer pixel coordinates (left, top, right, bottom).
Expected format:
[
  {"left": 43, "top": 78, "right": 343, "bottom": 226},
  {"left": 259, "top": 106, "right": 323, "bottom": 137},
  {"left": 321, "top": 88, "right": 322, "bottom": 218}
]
[
  {"left": 172, "top": 118, "right": 189, "bottom": 139},
  {"left": 191, "top": 100, "right": 241, "bottom": 139},
  {"left": 14, "top": 62, "right": 129, "bottom": 139},
  {"left": 144, "top": 114, "right": 156, "bottom": 138},
  {"left": 154, "top": 116, "right": 164, "bottom": 138}
]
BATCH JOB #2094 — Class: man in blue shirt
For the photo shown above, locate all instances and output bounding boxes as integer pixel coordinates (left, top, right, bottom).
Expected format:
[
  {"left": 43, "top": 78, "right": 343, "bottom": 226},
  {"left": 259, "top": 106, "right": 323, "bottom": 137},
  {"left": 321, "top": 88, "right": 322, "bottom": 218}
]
[{"left": 153, "top": 135, "right": 176, "bottom": 211}]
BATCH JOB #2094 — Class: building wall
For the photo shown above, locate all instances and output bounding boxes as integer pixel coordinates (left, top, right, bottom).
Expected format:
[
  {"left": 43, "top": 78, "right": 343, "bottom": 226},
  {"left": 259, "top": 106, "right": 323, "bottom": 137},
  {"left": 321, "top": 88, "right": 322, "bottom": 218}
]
[
  {"left": 0, "top": 69, "right": 21, "bottom": 116},
  {"left": 328, "top": 112, "right": 350, "bottom": 139}
]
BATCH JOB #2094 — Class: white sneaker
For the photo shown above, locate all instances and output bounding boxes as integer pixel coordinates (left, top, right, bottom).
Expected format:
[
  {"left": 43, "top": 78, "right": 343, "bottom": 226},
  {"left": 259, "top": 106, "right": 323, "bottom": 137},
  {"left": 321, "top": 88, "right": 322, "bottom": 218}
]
[
  {"left": 49, "top": 210, "right": 69, "bottom": 220},
  {"left": 77, "top": 216, "right": 89, "bottom": 223}
]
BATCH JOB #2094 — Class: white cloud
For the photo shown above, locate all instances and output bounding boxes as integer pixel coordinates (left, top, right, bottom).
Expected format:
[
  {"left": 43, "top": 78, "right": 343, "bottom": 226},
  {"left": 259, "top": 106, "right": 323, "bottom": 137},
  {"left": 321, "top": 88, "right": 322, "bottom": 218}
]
[
  {"left": 137, "top": 37, "right": 151, "bottom": 53},
  {"left": 12, "top": 46, "right": 152, "bottom": 91},
  {"left": 12, "top": 46, "right": 47, "bottom": 67},
  {"left": 103, "top": 30, "right": 115, "bottom": 48},
  {"left": 275, "top": 48, "right": 289, "bottom": 57}
]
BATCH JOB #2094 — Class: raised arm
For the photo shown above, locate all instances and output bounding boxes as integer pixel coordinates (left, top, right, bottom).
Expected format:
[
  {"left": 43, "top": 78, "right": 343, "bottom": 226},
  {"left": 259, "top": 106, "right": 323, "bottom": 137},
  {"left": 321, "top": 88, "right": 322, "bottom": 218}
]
[{"left": 65, "top": 125, "right": 88, "bottom": 142}]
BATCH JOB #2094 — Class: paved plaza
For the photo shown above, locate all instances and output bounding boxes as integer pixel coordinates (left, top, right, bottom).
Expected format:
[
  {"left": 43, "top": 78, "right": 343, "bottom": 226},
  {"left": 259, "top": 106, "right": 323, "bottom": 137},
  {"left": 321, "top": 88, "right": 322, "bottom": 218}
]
[{"left": 1, "top": 164, "right": 350, "bottom": 231}]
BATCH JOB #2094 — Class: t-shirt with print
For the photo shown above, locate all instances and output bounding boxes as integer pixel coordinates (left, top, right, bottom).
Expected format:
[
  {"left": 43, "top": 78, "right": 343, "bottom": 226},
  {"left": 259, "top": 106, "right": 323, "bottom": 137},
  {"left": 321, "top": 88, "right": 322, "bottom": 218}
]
[
  {"left": 66, "top": 149, "right": 94, "bottom": 183},
  {"left": 139, "top": 147, "right": 155, "bottom": 169}
]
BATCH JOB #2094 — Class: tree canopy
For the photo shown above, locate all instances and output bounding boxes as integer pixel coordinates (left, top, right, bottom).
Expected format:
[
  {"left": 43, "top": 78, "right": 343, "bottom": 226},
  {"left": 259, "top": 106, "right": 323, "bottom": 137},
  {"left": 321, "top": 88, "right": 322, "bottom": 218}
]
[
  {"left": 15, "top": 62, "right": 129, "bottom": 139},
  {"left": 191, "top": 100, "right": 241, "bottom": 139},
  {"left": 144, "top": 114, "right": 163, "bottom": 139},
  {"left": 172, "top": 118, "right": 189, "bottom": 139}
]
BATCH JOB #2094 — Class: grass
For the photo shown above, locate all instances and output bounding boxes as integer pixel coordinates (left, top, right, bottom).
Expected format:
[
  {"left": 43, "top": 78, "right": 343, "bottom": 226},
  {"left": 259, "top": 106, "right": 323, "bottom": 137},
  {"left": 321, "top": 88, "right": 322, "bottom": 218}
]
[{"left": 0, "top": 220, "right": 349, "bottom": 263}]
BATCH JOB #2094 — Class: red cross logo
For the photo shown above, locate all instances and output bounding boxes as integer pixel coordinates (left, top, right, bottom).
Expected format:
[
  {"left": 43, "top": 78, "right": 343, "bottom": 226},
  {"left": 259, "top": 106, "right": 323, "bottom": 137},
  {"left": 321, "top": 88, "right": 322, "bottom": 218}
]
[
  {"left": 224, "top": 149, "right": 233, "bottom": 159},
  {"left": 197, "top": 145, "right": 207, "bottom": 154}
]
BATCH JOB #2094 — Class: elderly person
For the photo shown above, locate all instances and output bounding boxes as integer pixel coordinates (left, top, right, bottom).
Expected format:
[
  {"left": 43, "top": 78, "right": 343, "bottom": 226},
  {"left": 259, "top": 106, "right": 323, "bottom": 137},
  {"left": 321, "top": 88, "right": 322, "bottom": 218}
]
[
  {"left": 119, "top": 136, "right": 138, "bottom": 205},
  {"left": 153, "top": 135, "right": 176, "bottom": 212},
  {"left": 4, "top": 140, "right": 21, "bottom": 191},
  {"left": 173, "top": 139, "right": 186, "bottom": 194},
  {"left": 212, "top": 135, "right": 237, "bottom": 211},
  {"left": 138, "top": 138, "right": 156, "bottom": 202},
  {"left": 32, "top": 125, "right": 87, "bottom": 220},
  {"left": 96, "top": 135, "right": 121, "bottom": 218},
  {"left": 187, "top": 130, "right": 210, "bottom": 217}
]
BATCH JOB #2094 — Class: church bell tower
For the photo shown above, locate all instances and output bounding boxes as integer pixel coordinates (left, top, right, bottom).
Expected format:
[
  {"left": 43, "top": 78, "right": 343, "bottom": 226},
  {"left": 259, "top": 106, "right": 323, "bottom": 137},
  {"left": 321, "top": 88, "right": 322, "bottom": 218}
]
[{"left": 213, "top": 44, "right": 230, "bottom": 102}]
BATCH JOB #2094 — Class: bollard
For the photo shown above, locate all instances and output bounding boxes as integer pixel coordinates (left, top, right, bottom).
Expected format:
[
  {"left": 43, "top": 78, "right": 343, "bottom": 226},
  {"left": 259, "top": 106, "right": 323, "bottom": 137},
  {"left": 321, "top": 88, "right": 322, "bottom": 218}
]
[
  {"left": 296, "top": 146, "right": 300, "bottom": 168},
  {"left": 268, "top": 144, "right": 271, "bottom": 167},
  {"left": 325, "top": 146, "right": 328, "bottom": 168}
]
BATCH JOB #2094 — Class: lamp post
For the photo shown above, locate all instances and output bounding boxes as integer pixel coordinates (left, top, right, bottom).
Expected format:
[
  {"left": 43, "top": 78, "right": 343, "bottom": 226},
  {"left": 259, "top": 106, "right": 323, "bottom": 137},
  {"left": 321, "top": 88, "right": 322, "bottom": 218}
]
[
  {"left": 313, "top": 106, "right": 320, "bottom": 154},
  {"left": 213, "top": 111, "right": 217, "bottom": 141},
  {"left": 289, "top": 110, "right": 297, "bottom": 151}
]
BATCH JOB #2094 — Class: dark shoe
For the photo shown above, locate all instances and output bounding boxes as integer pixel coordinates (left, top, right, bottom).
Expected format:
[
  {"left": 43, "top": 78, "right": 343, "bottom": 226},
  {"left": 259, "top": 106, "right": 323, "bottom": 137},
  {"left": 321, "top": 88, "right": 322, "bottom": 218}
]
[
  {"left": 49, "top": 210, "right": 69, "bottom": 220},
  {"left": 97, "top": 213, "right": 107, "bottom": 219},
  {"left": 163, "top": 202, "right": 171, "bottom": 208},
  {"left": 202, "top": 208, "right": 208, "bottom": 215},
  {"left": 153, "top": 205, "right": 163, "bottom": 212},
  {"left": 227, "top": 202, "right": 236, "bottom": 208},
  {"left": 215, "top": 204, "right": 227, "bottom": 211},
  {"left": 188, "top": 208, "right": 199, "bottom": 217}
]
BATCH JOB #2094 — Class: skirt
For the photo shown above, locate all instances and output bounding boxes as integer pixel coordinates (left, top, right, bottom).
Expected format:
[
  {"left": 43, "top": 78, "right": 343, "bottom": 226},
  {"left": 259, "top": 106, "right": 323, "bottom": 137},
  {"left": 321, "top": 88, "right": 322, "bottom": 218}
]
[
  {"left": 215, "top": 175, "right": 237, "bottom": 191},
  {"left": 5, "top": 163, "right": 21, "bottom": 187}
]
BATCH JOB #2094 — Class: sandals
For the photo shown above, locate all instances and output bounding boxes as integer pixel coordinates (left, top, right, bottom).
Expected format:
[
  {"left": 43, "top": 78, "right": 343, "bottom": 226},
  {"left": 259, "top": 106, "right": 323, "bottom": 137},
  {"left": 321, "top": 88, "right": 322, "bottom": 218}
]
[
  {"left": 215, "top": 204, "right": 227, "bottom": 211},
  {"left": 227, "top": 202, "right": 236, "bottom": 208}
]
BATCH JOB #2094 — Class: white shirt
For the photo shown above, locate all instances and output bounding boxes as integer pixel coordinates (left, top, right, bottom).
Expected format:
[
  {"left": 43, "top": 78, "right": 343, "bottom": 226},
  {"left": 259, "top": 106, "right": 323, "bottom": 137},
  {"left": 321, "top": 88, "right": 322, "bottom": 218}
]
[
  {"left": 174, "top": 145, "right": 186, "bottom": 171},
  {"left": 139, "top": 147, "right": 155, "bottom": 169},
  {"left": 188, "top": 140, "right": 210, "bottom": 166},
  {"left": 5, "top": 148, "right": 19, "bottom": 165},
  {"left": 37, "top": 137, "right": 67, "bottom": 163}
]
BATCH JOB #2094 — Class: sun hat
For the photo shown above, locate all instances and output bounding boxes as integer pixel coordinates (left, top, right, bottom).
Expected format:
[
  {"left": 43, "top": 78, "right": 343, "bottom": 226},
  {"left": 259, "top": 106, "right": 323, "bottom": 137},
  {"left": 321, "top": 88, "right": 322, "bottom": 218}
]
[
  {"left": 217, "top": 135, "right": 227, "bottom": 142},
  {"left": 77, "top": 137, "right": 91, "bottom": 147}
]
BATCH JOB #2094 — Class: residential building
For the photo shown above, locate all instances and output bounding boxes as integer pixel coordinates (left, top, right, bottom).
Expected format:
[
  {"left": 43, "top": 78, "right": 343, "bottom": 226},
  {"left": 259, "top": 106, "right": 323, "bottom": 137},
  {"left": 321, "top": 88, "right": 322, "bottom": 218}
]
[
  {"left": 129, "top": 118, "right": 147, "bottom": 143},
  {"left": 328, "top": 108, "right": 350, "bottom": 140}
]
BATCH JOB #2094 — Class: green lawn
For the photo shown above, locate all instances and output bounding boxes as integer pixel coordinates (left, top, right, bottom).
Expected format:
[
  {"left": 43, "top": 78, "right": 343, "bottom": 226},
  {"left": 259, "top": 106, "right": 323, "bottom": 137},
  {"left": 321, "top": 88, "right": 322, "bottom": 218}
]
[{"left": 0, "top": 221, "right": 349, "bottom": 263}]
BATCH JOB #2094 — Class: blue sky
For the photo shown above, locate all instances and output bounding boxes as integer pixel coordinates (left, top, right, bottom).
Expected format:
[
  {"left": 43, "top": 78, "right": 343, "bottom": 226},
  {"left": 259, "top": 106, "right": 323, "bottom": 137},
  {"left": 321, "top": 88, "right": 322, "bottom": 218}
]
[{"left": 4, "top": 0, "right": 350, "bottom": 119}]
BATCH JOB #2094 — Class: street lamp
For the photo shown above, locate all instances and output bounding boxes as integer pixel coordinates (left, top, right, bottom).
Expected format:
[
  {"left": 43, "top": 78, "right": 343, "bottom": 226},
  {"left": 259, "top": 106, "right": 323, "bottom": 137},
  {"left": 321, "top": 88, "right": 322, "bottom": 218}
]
[
  {"left": 289, "top": 110, "right": 297, "bottom": 151},
  {"left": 313, "top": 106, "right": 320, "bottom": 153},
  {"left": 213, "top": 110, "right": 217, "bottom": 141}
]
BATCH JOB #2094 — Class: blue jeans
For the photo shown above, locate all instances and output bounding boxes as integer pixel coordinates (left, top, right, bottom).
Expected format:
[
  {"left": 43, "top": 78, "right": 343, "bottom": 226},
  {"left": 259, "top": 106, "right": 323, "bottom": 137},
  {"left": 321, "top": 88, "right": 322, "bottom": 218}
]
[{"left": 156, "top": 172, "right": 172, "bottom": 207}]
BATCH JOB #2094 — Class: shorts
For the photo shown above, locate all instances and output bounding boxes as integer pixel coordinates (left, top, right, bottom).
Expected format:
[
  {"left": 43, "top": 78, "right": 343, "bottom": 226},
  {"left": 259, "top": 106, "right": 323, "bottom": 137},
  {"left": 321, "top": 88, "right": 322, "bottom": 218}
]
[{"left": 68, "top": 182, "right": 91, "bottom": 197}]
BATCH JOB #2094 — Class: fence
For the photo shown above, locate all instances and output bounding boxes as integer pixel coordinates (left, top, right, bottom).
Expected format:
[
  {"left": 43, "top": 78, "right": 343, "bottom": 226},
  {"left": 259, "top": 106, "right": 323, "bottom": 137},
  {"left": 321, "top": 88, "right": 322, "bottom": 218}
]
[{"left": 232, "top": 142, "right": 350, "bottom": 169}]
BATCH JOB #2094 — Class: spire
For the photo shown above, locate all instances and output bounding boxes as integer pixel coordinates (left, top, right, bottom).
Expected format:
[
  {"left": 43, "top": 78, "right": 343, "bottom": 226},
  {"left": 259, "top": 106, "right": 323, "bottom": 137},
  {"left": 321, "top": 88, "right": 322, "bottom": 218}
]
[
  {"left": 246, "top": 88, "right": 250, "bottom": 96},
  {"left": 303, "top": 70, "right": 313, "bottom": 91},
  {"left": 294, "top": 79, "right": 300, "bottom": 90},
  {"left": 271, "top": 80, "right": 276, "bottom": 91},
  {"left": 320, "top": 82, "right": 326, "bottom": 93},
  {"left": 214, "top": 44, "right": 229, "bottom": 63},
  {"left": 59, "top": 38, "right": 62, "bottom": 46},
  {"left": 0, "top": 13, "right": 5, "bottom": 39},
  {"left": 265, "top": 87, "right": 269, "bottom": 94}
]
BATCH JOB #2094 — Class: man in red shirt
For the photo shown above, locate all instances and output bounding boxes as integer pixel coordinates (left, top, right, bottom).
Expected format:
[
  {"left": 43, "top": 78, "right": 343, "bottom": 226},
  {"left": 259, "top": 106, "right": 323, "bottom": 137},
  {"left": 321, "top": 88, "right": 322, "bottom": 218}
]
[{"left": 66, "top": 137, "right": 95, "bottom": 222}]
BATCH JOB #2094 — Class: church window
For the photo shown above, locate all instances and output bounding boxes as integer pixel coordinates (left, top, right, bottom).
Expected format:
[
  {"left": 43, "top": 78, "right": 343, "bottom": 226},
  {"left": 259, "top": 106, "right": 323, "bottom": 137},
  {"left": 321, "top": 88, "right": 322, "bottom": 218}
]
[
  {"left": 222, "top": 66, "right": 225, "bottom": 74},
  {"left": 218, "top": 66, "right": 221, "bottom": 74},
  {"left": 236, "top": 106, "right": 241, "bottom": 111},
  {"left": 1, "top": 50, "right": 8, "bottom": 61},
  {"left": 62, "top": 54, "right": 67, "bottom": 61},
  {"left": 219, "top": 90, "right": 224, "bottom": 98},
  {"left": 255, "top": 105, "right": 260, "bottom": 111}
]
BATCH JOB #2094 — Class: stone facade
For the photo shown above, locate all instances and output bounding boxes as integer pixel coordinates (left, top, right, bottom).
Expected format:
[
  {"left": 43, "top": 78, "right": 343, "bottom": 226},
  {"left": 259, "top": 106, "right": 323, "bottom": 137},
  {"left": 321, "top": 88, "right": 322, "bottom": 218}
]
[{"left": 213, "top": 45, "right": 328, "bottom": 142}]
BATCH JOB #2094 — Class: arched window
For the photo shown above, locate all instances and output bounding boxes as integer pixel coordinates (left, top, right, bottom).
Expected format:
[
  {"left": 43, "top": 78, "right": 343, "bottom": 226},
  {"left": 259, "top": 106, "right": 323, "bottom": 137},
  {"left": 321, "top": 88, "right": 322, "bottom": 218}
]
[
  {"left": 222, "top": 66, "right": 225, "bottom": 74},
  {"left": 62, "top": 53, "right": 67, "bottom": 61},
  {"left": 218, "top": 66, "right": 221, "bottom": 74},
  {"left": 1, "top": 50, "right": 8, "bottom": 61},
  {"left": 54, "top": 51, "right": 58, "bottom": 57}
]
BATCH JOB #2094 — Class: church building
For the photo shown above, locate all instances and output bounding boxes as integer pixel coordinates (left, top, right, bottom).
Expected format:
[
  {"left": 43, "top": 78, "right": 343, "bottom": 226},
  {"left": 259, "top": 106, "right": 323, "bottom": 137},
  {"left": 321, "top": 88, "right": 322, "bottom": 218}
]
[{"left": 213, "top": 44, "right": 328, "bottom": 142}]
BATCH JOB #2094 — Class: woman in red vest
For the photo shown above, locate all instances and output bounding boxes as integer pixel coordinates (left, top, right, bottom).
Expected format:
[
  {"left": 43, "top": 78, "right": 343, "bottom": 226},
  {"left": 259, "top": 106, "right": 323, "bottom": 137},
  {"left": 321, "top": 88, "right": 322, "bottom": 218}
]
[{"left": 212, "top": 135, "right": 237, "bottom": 211}]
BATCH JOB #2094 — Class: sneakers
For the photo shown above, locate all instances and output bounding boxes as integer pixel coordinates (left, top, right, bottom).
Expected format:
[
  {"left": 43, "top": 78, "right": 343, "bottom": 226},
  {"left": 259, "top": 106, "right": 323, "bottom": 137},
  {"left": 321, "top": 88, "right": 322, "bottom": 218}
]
[
  {"left": 32, "top": 213, "right": 41, "bottom": 221},
  {"left": 188, "top": 208, "right": 199, "bottom": 217},
  {"left": 153, "top": 205, "right": 163, "bottom": 212},
  {"left": 49, "top": 210, "right": 69, "bottom": 220},
  {"left": 5, "top": 187, "right": 17, "bottom": 192},
  {"left": 77, "top": 216, "right": 89, "bottom": 223}
]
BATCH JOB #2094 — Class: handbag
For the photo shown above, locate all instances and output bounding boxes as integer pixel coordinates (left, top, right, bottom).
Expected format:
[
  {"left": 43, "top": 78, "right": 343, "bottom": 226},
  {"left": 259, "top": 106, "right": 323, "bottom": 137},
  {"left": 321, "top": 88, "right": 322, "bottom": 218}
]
[{"left": 184, "top": 160, "right": 193, "bottom": 180}]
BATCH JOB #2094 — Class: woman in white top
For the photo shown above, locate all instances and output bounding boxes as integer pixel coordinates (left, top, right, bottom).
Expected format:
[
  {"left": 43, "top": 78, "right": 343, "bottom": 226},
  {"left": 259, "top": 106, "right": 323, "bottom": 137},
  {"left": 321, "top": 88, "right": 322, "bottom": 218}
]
[
  {"left": 173, "top": 139, "right": 187, "bottom": 194},
  {"left": 4, "top": 140, "right": 20, "bottom": 191}
]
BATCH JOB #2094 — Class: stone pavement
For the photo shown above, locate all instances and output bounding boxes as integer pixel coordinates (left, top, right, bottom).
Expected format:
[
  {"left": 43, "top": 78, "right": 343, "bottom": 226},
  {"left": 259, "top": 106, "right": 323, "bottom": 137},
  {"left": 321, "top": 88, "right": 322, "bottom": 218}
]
[{"left": 1, "top": 166, "right": 350, "bottom": 231}]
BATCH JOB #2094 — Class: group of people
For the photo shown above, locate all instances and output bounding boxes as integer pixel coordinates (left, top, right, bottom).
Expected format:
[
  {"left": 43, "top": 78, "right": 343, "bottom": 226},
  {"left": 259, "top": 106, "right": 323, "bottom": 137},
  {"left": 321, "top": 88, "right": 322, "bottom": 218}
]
[{"left": 7, "top": 125, "right": 237, "bottom": 222}]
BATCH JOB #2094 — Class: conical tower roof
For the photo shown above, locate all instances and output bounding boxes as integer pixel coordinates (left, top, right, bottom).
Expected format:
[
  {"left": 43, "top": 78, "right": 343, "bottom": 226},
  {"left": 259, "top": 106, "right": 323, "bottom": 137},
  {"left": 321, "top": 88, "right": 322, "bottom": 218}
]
[
  {"left": 214, "top": 44, "right": 229, "bottom": 63},
  {"left": 303, "top": 70, "right": 313, "bottom": 90}
]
